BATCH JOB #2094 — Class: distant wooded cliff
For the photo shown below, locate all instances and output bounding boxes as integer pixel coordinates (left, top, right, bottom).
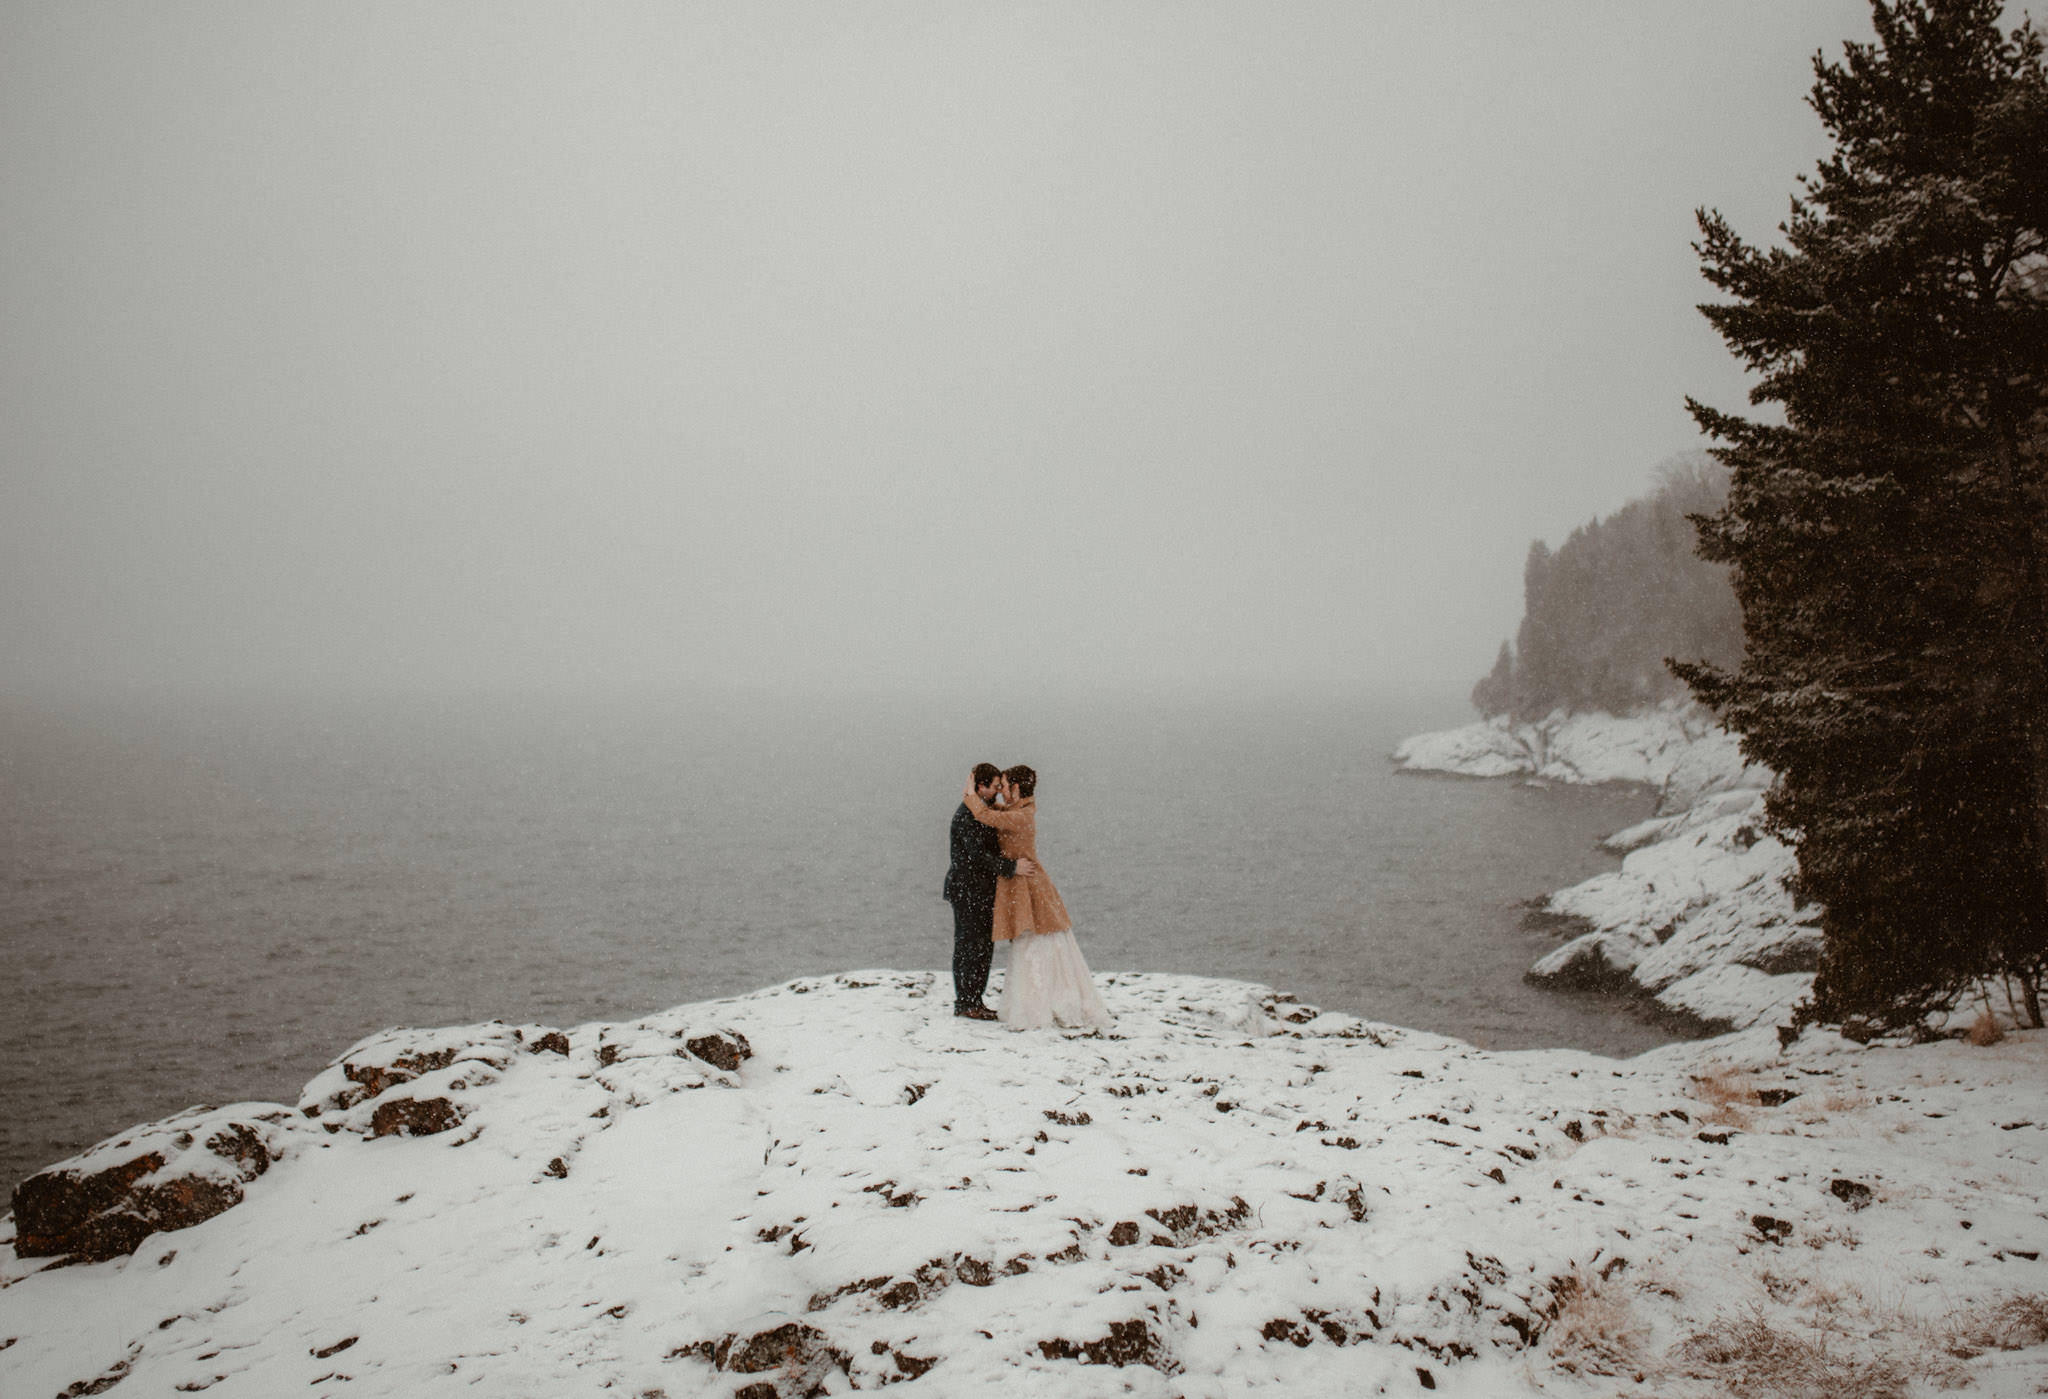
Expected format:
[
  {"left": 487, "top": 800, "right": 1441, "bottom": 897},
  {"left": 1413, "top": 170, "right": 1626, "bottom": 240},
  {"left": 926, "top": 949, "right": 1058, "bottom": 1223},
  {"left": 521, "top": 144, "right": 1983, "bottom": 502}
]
[{"left": 1472, "top": 455, "right": 1743, "bottom": 721}]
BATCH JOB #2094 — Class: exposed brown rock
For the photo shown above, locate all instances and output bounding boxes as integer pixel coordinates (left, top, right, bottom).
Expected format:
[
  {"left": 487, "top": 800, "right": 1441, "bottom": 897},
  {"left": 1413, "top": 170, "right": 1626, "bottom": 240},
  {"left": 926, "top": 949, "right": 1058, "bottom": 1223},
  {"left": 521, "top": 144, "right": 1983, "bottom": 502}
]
[
  {"left": 368, "top": 1097, "right": 464, "bottom": 1139},
  {"left": 14, "top": 1151, "right": 174, "bottom": 1260},
  {"left": 334, "top": 1048, "right": 461, "bottom": 1108},
  {"left": 1038, "top": 1319, "right": 1173, "bottom": 1369},
  {"left": 892, "top": 1350, "right": 937, "bottom": 1379},
  {"left": 12, "top": 1109, "right": 290, "bottom": 1261},
  {"left": 1750, "top": 1213, "right": 1794, "bottom": 1244},
  {"left": 54, "top": 1344, "right": 136, "bottom": 1395},
  {"left": 1144, "top": 1195, "right": 1251, "bottom": 1244},
  {"left": 297, "top": 1026, "right": 523, "bottom": 1123},
  {"left": 685, "top": 1032, "right": 752, "bottom": 1072},
  {"left": 717, "top": 1320, "right": 847, "bottom": 1388}
]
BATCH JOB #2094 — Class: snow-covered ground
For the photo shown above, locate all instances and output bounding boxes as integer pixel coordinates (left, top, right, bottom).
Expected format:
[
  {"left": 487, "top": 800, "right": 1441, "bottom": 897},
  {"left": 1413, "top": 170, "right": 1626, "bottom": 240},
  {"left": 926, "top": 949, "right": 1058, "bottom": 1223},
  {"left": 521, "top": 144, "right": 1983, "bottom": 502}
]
[
  {"left": 1395, "top": 704, "right": 1814, "bottom": 1031},
  {"left": 6, "top": 972, "right": 2048, "bottom": 1397}
]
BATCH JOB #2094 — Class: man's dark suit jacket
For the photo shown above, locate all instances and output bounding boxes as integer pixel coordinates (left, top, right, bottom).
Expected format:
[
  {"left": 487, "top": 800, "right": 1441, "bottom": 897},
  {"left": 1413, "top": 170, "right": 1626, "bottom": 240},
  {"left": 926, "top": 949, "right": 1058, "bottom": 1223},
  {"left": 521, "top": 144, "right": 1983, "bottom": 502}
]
[{"left": 943, "top": 801, "right": 1016, "bottom": 912}]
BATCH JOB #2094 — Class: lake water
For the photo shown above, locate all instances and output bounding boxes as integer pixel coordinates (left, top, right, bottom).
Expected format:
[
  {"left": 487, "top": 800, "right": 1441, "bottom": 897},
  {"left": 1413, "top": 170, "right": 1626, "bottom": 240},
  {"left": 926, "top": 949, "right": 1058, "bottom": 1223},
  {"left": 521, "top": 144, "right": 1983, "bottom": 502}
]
[{"left": 0, "top": 690, "right": 1674, "bottom": 1191}]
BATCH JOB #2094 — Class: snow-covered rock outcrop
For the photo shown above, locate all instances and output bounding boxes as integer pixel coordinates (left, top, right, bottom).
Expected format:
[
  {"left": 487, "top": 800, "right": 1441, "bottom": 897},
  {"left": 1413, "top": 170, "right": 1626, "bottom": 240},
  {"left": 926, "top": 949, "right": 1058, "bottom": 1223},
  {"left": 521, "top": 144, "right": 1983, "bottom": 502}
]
[
  {"left": 1392, "top": 701, "right": 1764, "bottom": 812},
  {"left": 6, "top": 972, "right": 2047, "bottom": 1397},
  {"left": 1536, "top": 789, "right": 1821, "bottom": 1031},
  {"left": 9, "top": 1104, "right": 306, "bottom": 1263},
  {"left": 1396, "top": 703, "right": 1815, "bottom": 1030}
]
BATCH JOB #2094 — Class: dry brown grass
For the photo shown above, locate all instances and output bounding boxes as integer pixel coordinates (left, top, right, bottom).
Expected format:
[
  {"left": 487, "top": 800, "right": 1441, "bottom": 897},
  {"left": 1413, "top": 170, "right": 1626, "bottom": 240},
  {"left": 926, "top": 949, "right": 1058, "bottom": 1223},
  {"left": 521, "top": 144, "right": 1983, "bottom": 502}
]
[
  {"left": 1665, "top": 1279, "right": 2044, "bottom": 1394},
  {"left": 1691, "top": 1064, "right": 1760, "bottom": 1129},
  {"left": 1607, "top": 1277, "right": 2040, "bottom": 1395},
  {"left": 1797, "top": 1222, "right": 1862, "bottom": 1252},
  {"left": 1794, "top": 1090, "right": 1870, "bottom": 1127},
  {"left": 1544, "top": 1267, "right": 1651, "bottom": 1378},
  {"left": 1629, "top": 1259, "right": 1685, "bottom": 1303},
  {"left": 1967, "top": 1008, "right": 2006, "bottom": 1046},
  {"left": 1673, "top": 1307, "right": 1911, "bottom": 1399},
  {"left": 1795, "top": 1278, "right": 1866, "bottom": 1320},
  {"left": 1939, "top": 1293, "right": 2048, "bottom": 1357}
]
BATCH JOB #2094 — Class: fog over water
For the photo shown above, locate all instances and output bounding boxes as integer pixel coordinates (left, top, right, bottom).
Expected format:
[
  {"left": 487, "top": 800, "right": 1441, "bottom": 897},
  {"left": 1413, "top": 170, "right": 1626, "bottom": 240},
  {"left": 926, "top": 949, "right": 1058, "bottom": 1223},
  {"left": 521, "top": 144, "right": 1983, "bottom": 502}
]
[
  {"left": 1, "top": 6, "right": 1887, "bottom": 1183},
  {"left": 0, "top": 1, "right": 1873, "bottom": 703}
]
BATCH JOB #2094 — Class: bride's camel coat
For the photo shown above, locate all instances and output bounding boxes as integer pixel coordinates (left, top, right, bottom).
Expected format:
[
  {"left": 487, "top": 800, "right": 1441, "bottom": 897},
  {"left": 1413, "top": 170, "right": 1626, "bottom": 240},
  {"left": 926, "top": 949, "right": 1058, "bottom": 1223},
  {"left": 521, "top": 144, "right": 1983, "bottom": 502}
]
[{"left": 962, "top": 792, "right": 1073, "bottom": 941}]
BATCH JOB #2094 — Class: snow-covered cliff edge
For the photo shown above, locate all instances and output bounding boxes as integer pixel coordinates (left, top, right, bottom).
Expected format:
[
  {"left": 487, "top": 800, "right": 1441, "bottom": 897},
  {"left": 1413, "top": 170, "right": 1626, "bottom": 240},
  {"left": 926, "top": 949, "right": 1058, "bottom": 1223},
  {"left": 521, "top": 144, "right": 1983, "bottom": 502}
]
[
  {"left": 1395, "top": 703, "right": 1815, "bottom": 1032},
  {"left": 6, "top": 972, "right": 2048, "bottom": 1397},
  {"left": 4, "top": 979, "right": 2048, "bottom": 1392}
]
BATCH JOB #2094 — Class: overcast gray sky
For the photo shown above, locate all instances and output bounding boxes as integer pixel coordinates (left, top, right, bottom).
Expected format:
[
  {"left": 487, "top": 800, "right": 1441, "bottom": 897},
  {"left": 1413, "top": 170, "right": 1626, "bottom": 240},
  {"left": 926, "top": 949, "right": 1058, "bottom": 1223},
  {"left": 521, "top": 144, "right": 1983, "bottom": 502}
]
[{"left": 1, "top": 2, "right": 1878, "bottom": 704}]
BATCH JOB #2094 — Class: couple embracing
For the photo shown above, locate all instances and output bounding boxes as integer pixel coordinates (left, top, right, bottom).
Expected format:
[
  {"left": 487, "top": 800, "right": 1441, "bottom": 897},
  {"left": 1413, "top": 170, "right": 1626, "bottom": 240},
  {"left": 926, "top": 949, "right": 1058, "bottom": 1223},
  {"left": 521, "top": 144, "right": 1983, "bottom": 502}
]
[{"left": 943, "top": 762, "right": 1113, "bottom": 1031}]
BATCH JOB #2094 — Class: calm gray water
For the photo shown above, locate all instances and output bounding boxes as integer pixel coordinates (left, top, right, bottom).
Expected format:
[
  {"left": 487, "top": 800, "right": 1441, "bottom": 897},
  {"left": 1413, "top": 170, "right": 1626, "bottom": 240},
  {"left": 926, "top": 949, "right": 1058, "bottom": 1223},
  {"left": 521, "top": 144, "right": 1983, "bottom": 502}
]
[{"left": 1, "top": 691, "right": 1674, "bottom": 1191}]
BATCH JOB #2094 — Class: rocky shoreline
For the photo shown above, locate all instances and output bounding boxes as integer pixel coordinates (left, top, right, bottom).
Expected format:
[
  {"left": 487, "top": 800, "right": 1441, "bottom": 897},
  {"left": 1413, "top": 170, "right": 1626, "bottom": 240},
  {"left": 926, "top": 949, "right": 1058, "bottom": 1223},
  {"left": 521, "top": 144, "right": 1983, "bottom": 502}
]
[
  {"left": 5, "top": 971, "right": 2047, "bottom": 1396},
  {"left": 1393, "top": 703, "right": 1816, "bottom": 1034}
]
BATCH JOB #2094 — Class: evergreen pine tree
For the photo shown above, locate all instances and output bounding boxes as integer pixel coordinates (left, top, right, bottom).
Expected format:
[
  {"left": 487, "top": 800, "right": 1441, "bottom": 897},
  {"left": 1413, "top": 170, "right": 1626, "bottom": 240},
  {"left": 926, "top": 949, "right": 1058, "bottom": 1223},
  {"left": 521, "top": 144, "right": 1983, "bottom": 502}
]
[
  {"left": 1475, "top": 458, "right": 1742, "bottom": 724},
  {"left": 1472, "top": 641, "right": 1515, "bottom": 718},
  {"left": 1673, "top": 0, "right": 2048, "bottom": 1027}
]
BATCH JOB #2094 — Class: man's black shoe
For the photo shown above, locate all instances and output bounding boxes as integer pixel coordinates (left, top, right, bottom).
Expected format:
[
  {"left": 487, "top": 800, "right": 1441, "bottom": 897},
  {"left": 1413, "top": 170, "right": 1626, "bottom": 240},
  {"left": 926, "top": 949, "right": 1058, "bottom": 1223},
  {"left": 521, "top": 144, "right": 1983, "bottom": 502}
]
[{"left": 954, "top": 1004, "right": 998, "bottom": 1021}]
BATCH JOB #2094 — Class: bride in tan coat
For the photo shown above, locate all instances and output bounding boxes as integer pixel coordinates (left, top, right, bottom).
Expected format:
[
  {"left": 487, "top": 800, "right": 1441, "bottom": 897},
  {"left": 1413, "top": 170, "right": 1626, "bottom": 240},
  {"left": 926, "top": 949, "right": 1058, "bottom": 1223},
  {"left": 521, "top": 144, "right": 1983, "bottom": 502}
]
[{"left": 961, "top": 765, "right": 1112, "bottom": 1031}]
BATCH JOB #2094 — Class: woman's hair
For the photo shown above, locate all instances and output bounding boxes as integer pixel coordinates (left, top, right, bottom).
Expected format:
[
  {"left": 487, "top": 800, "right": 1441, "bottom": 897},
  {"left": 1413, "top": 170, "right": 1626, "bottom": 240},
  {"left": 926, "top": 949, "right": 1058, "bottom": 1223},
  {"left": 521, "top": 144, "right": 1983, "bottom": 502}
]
[{"left": 1003, "top": 764, "right": 1036, "bottom": 798}]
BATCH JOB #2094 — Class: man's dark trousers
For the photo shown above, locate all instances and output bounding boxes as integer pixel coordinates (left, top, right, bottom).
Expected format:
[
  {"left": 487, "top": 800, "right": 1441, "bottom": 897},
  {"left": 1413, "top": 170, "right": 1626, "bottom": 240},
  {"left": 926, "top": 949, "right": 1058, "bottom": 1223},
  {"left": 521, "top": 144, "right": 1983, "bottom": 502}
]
[
  {"left": 951, "top": 896, "right": 997, "bottom": 1010},
  {"left": 943, "top": 799, "right": 1014, "bottom": 1010}
]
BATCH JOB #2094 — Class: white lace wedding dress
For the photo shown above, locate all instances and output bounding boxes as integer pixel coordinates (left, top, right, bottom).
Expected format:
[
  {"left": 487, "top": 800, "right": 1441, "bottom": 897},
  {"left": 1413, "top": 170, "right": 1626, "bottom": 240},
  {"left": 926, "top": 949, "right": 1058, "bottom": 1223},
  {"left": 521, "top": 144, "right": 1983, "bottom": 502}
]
[{"left": 999, "top": 929, "right": 1113, "bottom": 1031}]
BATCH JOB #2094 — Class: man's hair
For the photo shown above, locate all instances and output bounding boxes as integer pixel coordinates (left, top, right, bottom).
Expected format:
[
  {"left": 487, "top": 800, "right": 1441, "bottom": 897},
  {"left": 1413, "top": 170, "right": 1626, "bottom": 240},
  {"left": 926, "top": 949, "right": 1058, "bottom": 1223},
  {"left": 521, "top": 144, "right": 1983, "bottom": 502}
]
[
  {"left": 971, "top": 762, "right": 1003, "bottom": 788},
  {"left": 1003, "top": 764, "right": 1036, "bottom": 798}
]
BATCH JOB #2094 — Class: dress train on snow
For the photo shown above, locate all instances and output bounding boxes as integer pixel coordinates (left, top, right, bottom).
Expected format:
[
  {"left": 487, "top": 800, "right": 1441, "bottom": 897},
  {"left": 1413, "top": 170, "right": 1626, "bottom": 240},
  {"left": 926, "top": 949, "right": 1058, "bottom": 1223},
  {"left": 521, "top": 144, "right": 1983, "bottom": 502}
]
[{"left": 999, "top": 929, "right": 1113, "bottom": 1031}]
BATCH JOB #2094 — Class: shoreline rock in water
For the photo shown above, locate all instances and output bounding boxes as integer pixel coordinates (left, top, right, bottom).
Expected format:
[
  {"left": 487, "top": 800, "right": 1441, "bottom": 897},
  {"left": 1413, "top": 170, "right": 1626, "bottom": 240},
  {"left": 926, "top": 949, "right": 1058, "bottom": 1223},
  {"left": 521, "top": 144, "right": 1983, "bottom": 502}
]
[
  {"left": 5, "top": 972, "right": 2048, "bottom": 1396},
  {"left": 1394, "top": 702, "right": 1815, "bottom": 1032}
]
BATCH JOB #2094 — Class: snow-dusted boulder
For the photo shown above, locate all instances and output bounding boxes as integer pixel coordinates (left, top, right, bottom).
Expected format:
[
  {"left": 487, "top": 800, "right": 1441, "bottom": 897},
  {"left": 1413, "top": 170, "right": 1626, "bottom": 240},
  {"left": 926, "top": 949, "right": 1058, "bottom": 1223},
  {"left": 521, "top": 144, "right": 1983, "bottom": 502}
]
[
  {"left": 1654, "top": 963, "right": 1814, "bottom": 1029},
  {"left": 295, "top": 1014, "right": 757, "bottom": 1144},
  {"left": 1388, "top": 719, "right": 1530, "bottom": 778},
  {"left": 298, "top": 1021, "right": 534, "bottom": 1139},
  {"left": 9, "top": 1103, "right": 311, "bottom": 1261}
]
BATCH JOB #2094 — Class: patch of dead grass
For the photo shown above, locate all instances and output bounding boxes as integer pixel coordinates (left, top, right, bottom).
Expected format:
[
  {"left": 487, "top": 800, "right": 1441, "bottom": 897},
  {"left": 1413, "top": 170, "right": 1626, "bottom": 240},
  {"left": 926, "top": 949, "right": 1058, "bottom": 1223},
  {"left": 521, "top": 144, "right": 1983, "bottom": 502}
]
[
  {"left": 1819, "top": 1090, "right": 1867, "bottom": 1112},
  {"left": 1793, "top": 1090, "right": 1869, "bottom": 1126},
  {"left": 1691, "top": 1063, "right": 1760, "bottom": 1130},
  {"left": 1667, "top": 1278, "right": 2035, "bottom": 1393},
  {"left": 1939, "top": 1292, "right": 2048, "bottom": 1358},
  {"left": 1544, "top": 1266, "right": 1651, "bottom": 1378},
  {"left": 1673, "top": 1306, "right": 1911, "bottom": 1398},
  {"left": 1798, "top": 1222, "right": 1862, "bottom": 1252}
]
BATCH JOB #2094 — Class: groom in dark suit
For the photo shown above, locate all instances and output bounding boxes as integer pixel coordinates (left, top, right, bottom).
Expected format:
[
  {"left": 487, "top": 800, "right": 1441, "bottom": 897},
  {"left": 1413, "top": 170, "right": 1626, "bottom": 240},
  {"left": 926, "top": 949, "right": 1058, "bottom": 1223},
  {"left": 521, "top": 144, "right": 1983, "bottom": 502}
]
[{"left": 944, "top": 762, "right": 1036, "bottom": 1019}]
